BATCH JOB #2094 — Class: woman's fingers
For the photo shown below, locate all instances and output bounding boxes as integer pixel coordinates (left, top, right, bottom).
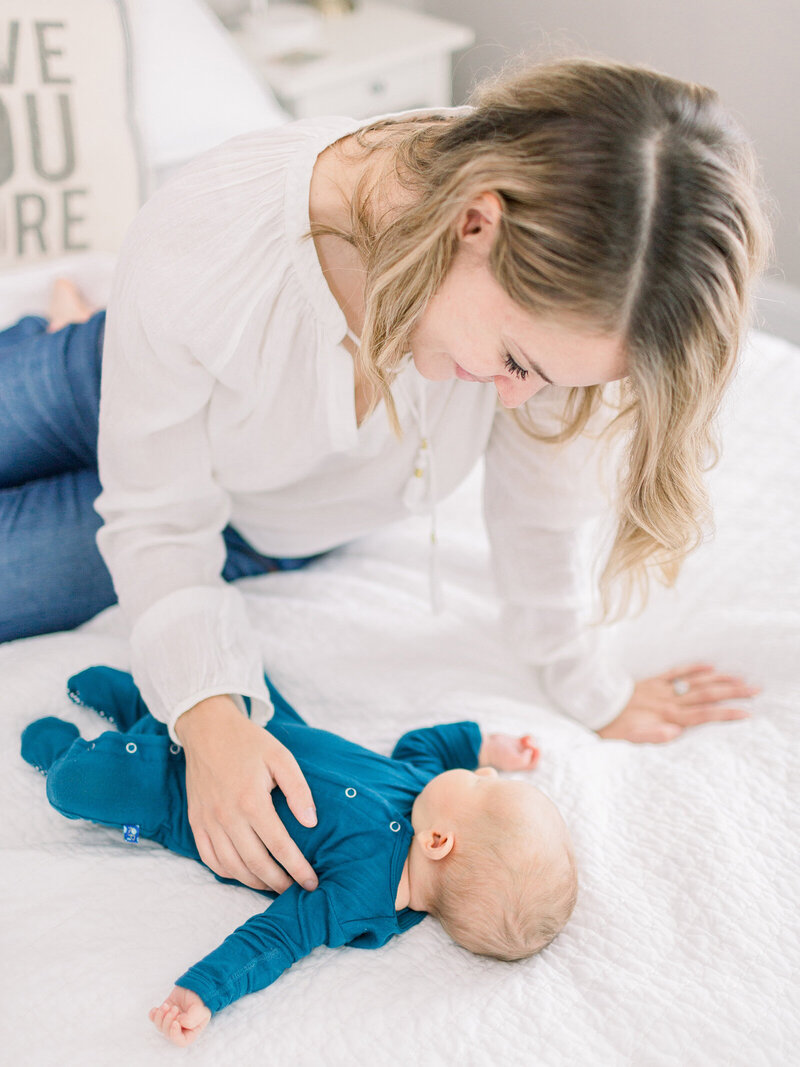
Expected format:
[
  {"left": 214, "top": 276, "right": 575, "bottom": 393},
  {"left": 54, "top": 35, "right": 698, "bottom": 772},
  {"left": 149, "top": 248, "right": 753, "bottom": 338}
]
[
  {"left": 181, "top": 720, "right": 318, "bottom": 892},
  {"left": 196, "top": 802, "right": 316, "bottom": 894},
  {"left": 194, "top": 820, "right": 289, "bottom": 893},
  {"left": 676, "top": 679, "right": 759, "bottom": 704},
  {"left": 667, "top": 702, "right": 750, "bottom": 727},
  {"left": 657, "top": 664, "right": 760, "bottom": 722},
  {"left": 191, "top": 825, "right": 259, "bottom": 890},
  {"left": 220, "top": 819, "right": 295, "bottom": 893},
  {"left": 661, "top": 662, "right": 716, "bottom": 682},
  {"left": 661, "top": 663, "right": 760, "bottom": 698},
  {"left": 599, "top": 663, "right": 760, "bottom": 744},
  {"left": 271, "top": 744, "right": 318, "bottom": 829},
  {"left": 662, "top": 666, "right": 759, "bottom": 725},
  {"left": 250, "top": 797, "right": 318, "bottom": 891}
]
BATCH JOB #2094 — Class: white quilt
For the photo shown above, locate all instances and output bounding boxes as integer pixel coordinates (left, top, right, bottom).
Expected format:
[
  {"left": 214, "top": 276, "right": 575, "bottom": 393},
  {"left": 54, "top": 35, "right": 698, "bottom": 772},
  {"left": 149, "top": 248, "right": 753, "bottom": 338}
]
[{"left": 1, "top": 279, "right": 797, "bottom": 1064}]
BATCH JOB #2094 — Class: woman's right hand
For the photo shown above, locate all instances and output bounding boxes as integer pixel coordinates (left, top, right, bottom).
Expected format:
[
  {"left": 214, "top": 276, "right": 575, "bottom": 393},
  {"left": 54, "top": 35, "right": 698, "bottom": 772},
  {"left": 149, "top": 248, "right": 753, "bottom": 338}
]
[{"left": 175, "top": 696, "right": 318, "bottom": 893}]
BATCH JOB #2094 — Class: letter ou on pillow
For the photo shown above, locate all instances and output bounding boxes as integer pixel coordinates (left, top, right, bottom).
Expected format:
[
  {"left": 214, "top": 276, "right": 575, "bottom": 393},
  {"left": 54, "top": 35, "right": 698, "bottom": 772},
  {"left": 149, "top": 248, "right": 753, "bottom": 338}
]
[{"left": 0, "top": 0, "right": 144, "bottom": 270}]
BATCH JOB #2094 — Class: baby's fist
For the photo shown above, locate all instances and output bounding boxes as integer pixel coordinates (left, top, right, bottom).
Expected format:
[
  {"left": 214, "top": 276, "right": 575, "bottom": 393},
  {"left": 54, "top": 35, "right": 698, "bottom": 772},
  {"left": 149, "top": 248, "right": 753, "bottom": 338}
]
[
  {"left": 150, "top": 986, "right": 211, "bottom": 1046},
  {"left": 479, "top": 732, "right": 540, "bottom": 771}
]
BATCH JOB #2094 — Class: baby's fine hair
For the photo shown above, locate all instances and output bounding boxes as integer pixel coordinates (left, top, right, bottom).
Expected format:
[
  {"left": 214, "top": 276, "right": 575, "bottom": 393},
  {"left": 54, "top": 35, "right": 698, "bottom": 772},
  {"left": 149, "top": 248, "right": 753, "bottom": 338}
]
[{"left": 426, "top": 782, "right": 578, "bottom": 961}]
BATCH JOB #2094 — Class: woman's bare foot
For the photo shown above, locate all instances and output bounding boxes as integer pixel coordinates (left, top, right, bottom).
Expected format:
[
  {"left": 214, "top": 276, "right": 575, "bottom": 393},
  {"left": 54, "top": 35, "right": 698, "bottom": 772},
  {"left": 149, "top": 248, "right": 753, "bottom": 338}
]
[{"left": 46, "top": 279, "right": 96, "bottom": 332}]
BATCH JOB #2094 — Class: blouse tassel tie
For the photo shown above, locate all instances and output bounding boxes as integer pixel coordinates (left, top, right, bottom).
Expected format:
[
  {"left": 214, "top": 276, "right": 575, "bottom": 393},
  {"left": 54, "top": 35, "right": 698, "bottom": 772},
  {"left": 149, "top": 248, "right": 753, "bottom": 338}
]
[
  {"left": 399, "top": 380, "right": 444, "bottom": 615},
  {"left": 346, "top": 329, "right": 443, "bottom": 614}
]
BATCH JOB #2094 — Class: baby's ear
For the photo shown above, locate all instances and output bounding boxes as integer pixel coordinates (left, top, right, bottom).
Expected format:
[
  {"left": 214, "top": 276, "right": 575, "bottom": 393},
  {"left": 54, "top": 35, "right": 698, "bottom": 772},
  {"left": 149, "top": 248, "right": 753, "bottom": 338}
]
[{"left": 417, "top": 827, "right": 455, "bottom": 860}]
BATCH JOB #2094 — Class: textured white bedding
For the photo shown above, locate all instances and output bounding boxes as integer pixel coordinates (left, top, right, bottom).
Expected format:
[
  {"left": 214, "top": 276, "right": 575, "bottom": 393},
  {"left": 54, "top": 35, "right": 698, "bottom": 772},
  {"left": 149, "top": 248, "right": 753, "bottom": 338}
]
[{"left": 0, "top": 266, "right": 798, "bottom": 1065}]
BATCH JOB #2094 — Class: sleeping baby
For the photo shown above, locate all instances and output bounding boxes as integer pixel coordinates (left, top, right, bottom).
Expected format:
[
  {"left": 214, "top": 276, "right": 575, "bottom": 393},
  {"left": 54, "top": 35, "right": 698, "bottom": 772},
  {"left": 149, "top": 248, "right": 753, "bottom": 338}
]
[{"left": 21, "top": 666, "right": 577, "bottom": 1047}]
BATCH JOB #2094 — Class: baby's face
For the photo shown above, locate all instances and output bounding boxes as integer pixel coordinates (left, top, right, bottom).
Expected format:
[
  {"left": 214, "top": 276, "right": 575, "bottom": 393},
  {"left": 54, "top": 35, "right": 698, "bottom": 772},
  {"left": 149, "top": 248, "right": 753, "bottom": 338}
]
[{"left": 412, "top": 767, "right": 548, "bottom": 831}]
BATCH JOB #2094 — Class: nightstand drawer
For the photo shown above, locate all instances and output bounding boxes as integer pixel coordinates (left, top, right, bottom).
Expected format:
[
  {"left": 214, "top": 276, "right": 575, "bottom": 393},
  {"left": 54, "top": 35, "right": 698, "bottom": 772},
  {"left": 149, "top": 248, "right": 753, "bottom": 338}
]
[{"left": 284, "top": 55, "right": 450, "bottom": 119}]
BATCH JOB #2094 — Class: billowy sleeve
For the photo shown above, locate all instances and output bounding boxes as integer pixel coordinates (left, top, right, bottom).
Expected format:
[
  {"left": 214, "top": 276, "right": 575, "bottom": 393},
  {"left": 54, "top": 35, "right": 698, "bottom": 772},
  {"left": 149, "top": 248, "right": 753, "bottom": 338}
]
[
  {"left": 483, "top": 388, "right": 635, "bottom": 731},
  {"left": 94, "top": 190, "right": 274, "bottom": 745}
]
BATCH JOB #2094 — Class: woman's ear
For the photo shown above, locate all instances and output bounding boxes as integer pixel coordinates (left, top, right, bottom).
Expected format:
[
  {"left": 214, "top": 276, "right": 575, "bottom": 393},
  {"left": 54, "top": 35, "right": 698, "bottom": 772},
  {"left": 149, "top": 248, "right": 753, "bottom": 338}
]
[
  {"left": 417, "top": 827, "right": 456, "bottom": 860},
  {"left": 456, "top": 191, "right": 503, "bottom": 253}
]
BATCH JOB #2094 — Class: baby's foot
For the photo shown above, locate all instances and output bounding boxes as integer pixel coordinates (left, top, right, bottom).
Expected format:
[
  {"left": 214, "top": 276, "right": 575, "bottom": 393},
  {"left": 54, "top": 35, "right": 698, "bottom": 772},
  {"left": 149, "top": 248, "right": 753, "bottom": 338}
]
[
  {"left": 46, "top": 278, "right": 96, "bottom": 332},
  {"left": 21, "top": 717, "right": 80, "bottom": 773}
]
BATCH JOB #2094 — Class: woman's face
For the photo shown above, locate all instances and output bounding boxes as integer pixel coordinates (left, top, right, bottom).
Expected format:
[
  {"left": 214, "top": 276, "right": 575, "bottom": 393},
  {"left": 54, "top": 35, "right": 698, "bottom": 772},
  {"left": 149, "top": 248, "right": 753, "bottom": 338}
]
[{"left": 409, "top": 198, "right": 629, "bottom": 408}]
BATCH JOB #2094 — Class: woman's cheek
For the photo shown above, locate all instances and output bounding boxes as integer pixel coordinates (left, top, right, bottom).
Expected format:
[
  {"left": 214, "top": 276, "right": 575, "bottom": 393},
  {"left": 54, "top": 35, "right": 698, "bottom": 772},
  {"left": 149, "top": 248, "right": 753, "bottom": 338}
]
[
  {"left": 495, "top": 376, "right": 545, "bottom": 408},
  {"left": 412, "top": 349, "right": 455, "bottom": 382}
]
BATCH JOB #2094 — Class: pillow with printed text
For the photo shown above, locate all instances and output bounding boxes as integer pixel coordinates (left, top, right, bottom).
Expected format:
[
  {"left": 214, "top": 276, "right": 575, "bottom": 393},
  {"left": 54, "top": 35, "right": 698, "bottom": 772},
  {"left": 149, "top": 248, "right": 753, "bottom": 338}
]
[{"left": 0, "top": 0, "right": 144, "bottom": 270}]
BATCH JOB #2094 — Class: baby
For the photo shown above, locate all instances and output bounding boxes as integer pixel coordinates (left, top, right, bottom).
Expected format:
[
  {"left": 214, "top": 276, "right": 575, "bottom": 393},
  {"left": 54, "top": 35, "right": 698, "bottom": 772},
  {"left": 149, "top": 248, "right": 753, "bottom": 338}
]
[{"left": 21, "top": 666, "right": 577, "bottom": 1047}]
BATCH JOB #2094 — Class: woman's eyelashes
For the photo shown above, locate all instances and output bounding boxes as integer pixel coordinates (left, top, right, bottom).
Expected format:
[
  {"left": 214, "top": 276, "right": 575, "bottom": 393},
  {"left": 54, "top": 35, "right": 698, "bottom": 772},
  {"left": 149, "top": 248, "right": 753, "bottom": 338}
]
[{"left": 503, "top": 353, "right": 529, "bottom": 380}]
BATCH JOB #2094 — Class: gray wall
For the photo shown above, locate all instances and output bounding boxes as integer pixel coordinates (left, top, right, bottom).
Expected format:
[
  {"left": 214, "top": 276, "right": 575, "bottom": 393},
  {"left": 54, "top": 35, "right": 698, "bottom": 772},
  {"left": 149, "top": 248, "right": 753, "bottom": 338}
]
[{"left": 413, "top": 0, "right": 800, "bottom": 299}]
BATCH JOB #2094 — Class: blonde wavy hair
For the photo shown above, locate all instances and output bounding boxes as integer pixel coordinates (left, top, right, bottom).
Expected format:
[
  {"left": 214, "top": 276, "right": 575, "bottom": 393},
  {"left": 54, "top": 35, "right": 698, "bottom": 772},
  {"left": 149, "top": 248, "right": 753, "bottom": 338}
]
[{"left": 310, "top": 55, "right": 774, "bottom": 620}]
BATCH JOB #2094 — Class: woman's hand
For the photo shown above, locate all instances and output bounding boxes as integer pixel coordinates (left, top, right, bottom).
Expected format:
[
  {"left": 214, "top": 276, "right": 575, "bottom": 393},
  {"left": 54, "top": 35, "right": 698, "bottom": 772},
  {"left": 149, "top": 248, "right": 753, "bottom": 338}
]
[
  {"left": 597, "top": 662, "right": 760, "bottom": 743},
  {"left": 175, "top": 696, "right": 318, "bottom": 893},
  {"left": 149, "top": 987, "right": 211, "bottom": 1047}
]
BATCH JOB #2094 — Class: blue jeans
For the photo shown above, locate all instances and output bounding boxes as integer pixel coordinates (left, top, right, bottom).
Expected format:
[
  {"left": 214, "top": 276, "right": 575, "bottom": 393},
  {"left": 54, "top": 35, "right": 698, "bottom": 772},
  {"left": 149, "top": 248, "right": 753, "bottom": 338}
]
[{"left": 0, "top": 313, "right": 317, "bottom": 642}]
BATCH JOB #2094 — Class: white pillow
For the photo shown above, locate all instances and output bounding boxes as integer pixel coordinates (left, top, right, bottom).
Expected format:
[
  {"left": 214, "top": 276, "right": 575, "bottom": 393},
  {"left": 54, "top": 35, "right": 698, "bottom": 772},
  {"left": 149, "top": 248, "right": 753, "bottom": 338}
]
[
  {"left": 0, "top": 0, "right": 144, "bottom": 270},
  {"left": 127, "top": 0, "right": 289, "bottom": 178}
]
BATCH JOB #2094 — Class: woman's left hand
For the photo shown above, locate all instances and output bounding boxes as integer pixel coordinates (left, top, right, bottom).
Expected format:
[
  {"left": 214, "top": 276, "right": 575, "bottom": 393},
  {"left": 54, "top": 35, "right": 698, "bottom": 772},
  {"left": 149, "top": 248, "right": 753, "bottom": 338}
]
[{"left": 596, "top": 662, "right": 760, "bottom": 743}]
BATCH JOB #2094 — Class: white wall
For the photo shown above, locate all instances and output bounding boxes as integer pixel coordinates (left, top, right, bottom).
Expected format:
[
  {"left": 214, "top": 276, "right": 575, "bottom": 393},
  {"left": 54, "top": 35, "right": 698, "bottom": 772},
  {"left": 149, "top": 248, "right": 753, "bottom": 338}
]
[{"left": 414, "top": 0, "right": 800, "bottom": 301}]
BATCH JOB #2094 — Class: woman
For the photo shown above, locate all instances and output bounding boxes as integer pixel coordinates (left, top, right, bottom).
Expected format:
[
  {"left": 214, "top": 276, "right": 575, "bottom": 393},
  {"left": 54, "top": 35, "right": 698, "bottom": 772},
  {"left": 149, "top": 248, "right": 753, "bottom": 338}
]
[{"left": 0, "top": 57, "right": 771, "bottom": 896}]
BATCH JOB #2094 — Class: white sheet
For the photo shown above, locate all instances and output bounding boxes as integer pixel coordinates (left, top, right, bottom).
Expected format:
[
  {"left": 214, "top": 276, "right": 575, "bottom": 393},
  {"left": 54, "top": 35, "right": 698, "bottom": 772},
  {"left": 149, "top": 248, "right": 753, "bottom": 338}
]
[{"left": 1, "top": 264, "right": 797, "bottom": 1064}]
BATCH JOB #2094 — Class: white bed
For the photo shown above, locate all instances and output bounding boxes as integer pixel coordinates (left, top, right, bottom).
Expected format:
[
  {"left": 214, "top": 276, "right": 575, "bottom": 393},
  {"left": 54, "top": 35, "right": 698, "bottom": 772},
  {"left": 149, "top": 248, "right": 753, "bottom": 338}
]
[
  {"left": 2, "top": 3, "right": 798, "bottom": 1063},
  {"left": 1, "top": 271, "right": 798, "bottom": 1062}
]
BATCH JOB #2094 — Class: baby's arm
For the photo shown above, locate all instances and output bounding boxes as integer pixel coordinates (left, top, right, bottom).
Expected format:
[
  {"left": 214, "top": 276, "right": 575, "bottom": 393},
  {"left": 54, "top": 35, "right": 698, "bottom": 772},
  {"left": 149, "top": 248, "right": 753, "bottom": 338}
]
[
  {"left": 391, "top": 722, "right": 482, "bottom": 775},
  {"left": 149, "top": 882, "right": 338, "bottom": 1043},
  {"left": 392, "top": 722, "right": 539, "bottom": 775}
]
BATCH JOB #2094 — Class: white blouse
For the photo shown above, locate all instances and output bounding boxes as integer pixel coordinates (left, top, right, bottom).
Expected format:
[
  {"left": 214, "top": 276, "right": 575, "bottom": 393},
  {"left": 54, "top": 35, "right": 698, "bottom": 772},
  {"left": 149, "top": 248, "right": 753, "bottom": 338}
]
[{"left": 96, "top": 114, "right": 635, "bottom": 742}]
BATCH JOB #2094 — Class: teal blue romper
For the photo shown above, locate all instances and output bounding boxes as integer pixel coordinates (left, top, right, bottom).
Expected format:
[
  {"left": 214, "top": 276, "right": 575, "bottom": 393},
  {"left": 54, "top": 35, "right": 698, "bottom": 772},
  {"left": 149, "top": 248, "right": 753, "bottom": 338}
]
[{"left": 21, "top": 667, "right": 482, "bottom": 1014}]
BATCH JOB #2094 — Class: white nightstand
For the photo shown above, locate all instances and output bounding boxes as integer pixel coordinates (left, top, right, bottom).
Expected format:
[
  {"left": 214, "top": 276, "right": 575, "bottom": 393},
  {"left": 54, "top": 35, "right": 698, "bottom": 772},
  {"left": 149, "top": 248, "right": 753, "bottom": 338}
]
[{"left": 231, "top": 2, "right": 475, "bottom": 119}]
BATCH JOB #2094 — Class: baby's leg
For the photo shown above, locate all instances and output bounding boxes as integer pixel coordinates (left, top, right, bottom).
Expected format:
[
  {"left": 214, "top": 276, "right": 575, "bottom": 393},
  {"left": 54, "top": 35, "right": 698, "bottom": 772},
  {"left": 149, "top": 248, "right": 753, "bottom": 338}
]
[
  {"left": 31, "top": 724, "right": 201, "bottom": 861},
  {"left": 22, "top": 716, "right": 272, "bottom": 886}
]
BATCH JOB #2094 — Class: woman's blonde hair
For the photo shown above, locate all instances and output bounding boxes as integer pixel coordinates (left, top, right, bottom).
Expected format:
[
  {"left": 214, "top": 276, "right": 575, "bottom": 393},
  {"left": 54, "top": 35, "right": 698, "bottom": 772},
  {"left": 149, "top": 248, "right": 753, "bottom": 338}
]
[{"left": 311, "top": 56, "right": 774, "bottom": 619}]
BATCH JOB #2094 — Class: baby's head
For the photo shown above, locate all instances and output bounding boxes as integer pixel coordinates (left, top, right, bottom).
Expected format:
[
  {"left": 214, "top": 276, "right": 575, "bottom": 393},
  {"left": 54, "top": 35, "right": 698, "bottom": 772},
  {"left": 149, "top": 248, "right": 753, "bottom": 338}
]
[{"left": 409, "top": 767, "right": 577, "bottom": 961}]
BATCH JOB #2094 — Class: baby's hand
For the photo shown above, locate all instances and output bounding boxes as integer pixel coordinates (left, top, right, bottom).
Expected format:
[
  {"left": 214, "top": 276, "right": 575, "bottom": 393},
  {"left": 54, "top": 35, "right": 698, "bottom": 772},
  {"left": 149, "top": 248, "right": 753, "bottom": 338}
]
[
  {"left": 479, "top": 732, "right": 540, "bottom": 772},
  {"left": 149, "top": 986, "right": 211, "bottom": 1047}
]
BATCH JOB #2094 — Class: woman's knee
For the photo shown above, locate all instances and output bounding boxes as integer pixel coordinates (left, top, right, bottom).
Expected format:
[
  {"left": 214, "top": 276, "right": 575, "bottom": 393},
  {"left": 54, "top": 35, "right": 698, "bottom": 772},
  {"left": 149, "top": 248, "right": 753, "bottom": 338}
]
[
  {"left": 0, "top": 311, "right": 104, "bottom": 487},
  {"left": 0, "top": 468, "right": 116, "bottom": 642}
]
